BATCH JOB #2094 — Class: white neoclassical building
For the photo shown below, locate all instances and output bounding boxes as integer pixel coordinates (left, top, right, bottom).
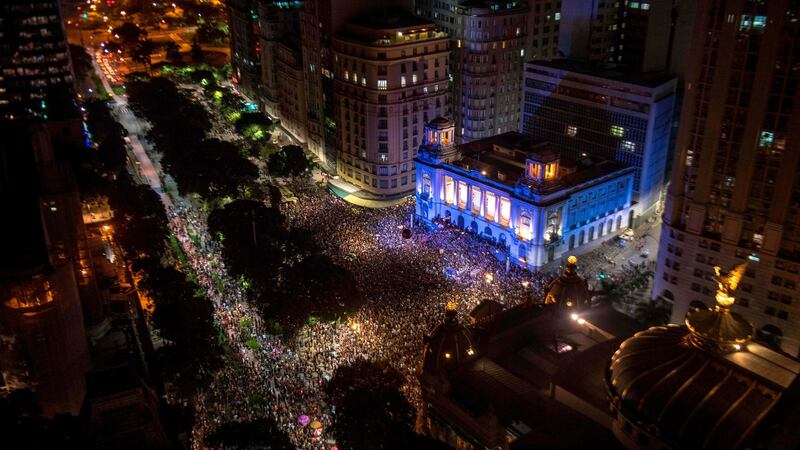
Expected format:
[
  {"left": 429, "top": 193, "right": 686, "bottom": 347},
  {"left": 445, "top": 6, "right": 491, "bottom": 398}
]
[{"left": 415, "top": 118, "right": 636, "bottom": 269}]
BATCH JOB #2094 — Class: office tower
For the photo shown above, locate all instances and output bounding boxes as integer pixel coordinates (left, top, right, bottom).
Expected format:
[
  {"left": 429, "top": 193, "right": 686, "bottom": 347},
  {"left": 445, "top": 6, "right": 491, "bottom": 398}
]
[
  {"left": 227, "top": 0, "right": 261, "bottom": 99},
  {"left": 655, "top": 0, "right": 800, "bottom": 356},
  {"left": 521, "top": 60, "right": 677, "bottom": 221},
  {"left": 333, "top": 8, "right": 449, "bottom": 197},
  {"left": 559, "top": 0, "right": 693, "bottom": 74},
  {"left": 0, "top": 124, "right": 91, "bottom": 415},
  {"left": 0, "top": 0, "right": 82, "bottom": 144},
  {"left": 415, "top": 0, "right": 527, "bottom": 143},
  {"left": 527, "top": 0, "right": 561, "bottom": 60}
]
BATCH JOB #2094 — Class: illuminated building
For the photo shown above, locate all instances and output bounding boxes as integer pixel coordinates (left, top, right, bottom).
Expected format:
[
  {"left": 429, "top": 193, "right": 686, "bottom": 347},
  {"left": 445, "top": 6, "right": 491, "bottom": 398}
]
[
  {"left": 419, "top": 257, "right": 640, "bottom": 449},
  {"left": 333, "top": 8, "right": 449, "bottom": 197},
  {"left": 256, "top": 1, "right": 302, "bottom": 119},
  {"left": 415, "top": 119, "right": 635, "bottom": 268},
  {"left": 0, "top": 0, "right": 77, "bottom": 121},
  {"left": 655, "top": 0, "right": 800, "bottom": 356},
  {"left": 415, "top": 0, "right": 527, "bottom": 143},
  {"left": 607, "top": 264, "right": 800, "bottom": 449},
  {"left": 0, "top": 124, "right": 91, "bottom": 415},
  {"left": 520, "top": 60, "right": 677, "bottom": 222}
]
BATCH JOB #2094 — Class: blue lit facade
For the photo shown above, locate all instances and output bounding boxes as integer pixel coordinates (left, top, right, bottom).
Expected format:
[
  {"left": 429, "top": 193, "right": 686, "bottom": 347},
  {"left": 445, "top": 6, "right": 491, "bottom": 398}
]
[{"left": 415, "top": 119, "right": 636, "bottom": 269}]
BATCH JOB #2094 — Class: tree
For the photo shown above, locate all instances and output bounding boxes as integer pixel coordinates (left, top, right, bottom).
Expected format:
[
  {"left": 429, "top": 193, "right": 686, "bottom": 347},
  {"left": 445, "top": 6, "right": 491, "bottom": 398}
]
[
  {"left": 136, "top": 260, "right": 223, "bottom": 394},
  {"left": 113, "top": 22, "right": 144, "bottom": 45},
  {"left": 268, "top": 145, "right": 309, "bottom": 177},
  {"left": 204, "top": 419, "right": 292, "bottom": 450},
  {"left": 208, "top": 200, "right": 287, "bottom": 290},
  {"left": 132, "top": 39, "right": 157, "bottom": 74},
  {"left": 634, "top": 299, "right": 671, "bottom": 326},
  {"left": 327, "top": 359, "right": 415, "bottom": 450},
  {"left": 106, "top": 174, "right": 170, "bottom": 260},
  {"left": 278, "top": 253, "right": 363, "bottom": 326},
  {"left": 234, "top": 112, "right": 274, "bottom": 142},
  {"left": 165, "top": 41, "right": 182, "bottom": 64},
  {"left": 162, "top": 138, "right": 258, "bottom": 200},
  {"left": 191, "top": 38, "right": 204, "bottom": 62}
]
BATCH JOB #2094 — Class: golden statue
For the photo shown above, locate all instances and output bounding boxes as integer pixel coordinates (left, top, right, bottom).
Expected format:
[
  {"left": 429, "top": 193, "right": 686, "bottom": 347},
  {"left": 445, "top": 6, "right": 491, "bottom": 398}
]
[
  {"left": 713, "top": 263, "right": 747, "bottom": 308},
  {"left": 686, "top": 262, "right": 753, "bottom": 350}
]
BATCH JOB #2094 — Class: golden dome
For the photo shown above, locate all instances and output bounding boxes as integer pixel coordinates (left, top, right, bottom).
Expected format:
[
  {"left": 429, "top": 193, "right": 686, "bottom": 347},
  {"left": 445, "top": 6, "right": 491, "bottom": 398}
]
[{"left": 543, "top": 256, "right": 591, "bottom": 310}]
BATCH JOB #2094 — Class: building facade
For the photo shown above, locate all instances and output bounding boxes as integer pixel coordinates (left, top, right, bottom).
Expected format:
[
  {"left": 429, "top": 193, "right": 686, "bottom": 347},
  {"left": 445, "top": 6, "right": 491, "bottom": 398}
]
[
  {"left": 415, "top": 0, "right": 527, "bottom": 143},
  {"left": 226, "top": 0, "right": 261, "bottom": 99},
  {"left": 333, "top": 8, "right": 449, "bottom": 197},
  {"left": 0, "top": 124, "right": 92, "bottom": 415},
  {"left": 0, "top": 0, "right": 79, "bottom": 123},
  {"left": 521, "top": 60, "right": 676, "bottom": 221},
  {"left": 415, "top": 120, "right": 635, "bottom": 269},
  {"left": 655, "top": 0, "right": 800, "bottom": 357},
  {"left": 558, "top": 0, "right": 694, "bottom": 74},
  {"left": 526, "top": 0, "right": 561, "bottom": 60}
]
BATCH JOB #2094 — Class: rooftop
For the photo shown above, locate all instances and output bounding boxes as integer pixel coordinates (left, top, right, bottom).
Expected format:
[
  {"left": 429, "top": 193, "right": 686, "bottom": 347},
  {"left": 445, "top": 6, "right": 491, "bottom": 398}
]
[
  {"left": 338, "top": 8, "right": 447, "bottom": 47},
  {"left": 437, "top": 132, "right": 632, "bottom": 194},
  {"left": 526, "top": 59, "right": 676, "bottom": 89}
]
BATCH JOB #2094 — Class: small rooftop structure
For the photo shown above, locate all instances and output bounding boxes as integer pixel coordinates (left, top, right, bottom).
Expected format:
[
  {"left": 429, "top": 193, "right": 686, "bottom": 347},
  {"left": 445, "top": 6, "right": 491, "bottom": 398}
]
[{"left": 423, "top": 302, "right": 476, "bottom": 373}]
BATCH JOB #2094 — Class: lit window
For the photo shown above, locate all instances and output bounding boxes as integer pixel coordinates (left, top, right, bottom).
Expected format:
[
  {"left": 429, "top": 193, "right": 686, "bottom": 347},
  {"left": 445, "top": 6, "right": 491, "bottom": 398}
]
[
  {"left": 611, "top": 125, "right": 624, "bottom": 137},
  {"left": 377, "top": 79, "right": 387, "bottom": 90},
  {"left": 344, "top": 70, "right": 349, "bottom": 81},
  {"left": 759, "top": 130, "right": 774, "bottom": 147},
  {"left": 471, "top": 186, "right": 482, "bottom": 214},
  {"left": 412, "top": 74, "right": 418, "bottom": 84},
  {"left": 434, "top": 84, "right": 439, "bottom": 92},
  {"left": 444, "top": 176, "right": 455, "bottom": 204},
  {"left": 641, "top": 2, "right": 650, "bottom": 10},
  {"left": 740, "top": 15, "right": 767, "bottom": 31},
  {"left": 485, "top": 192, "right": 497, "bottom": 222},
  {"left": 423, "top": 86, "right": 429, "bottom": 94},
  {"left": 566, "top": 125, "right": 577, "bottom": 137},
  {"left": 630, "top": 1, "right": 640, "bottom": 8},
  {"left": 622, "top": 140, "right": 636, "bottom": 152},
  {"left": 555, "top": 12, "right": 561, "bottom": 20},
  {"left": 458, "top": 181, "right": 468, "bottom": 209},
  {"left": 499, "top": 197, "right": 511, "bottom": 227},
  {"left": 520, "top": 48, "right": 525, "bottom": 57},
  {"left": 400, "top": 75, "right": 406, "bottom": 87},
  {"left": 361, "top": 77, "right": 366, "bottom": 87}
]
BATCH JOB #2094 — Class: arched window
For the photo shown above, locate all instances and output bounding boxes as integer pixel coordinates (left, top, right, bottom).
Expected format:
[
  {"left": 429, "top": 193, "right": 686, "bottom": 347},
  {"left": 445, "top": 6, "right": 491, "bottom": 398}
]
[
  {"left": 422, "top": 174, "right": 432, "bottom": 197},
  {"left": 662, "top": 290, "right": 675, "bottom": 302},
  {"left": 518, "top": 245, "right": 527, "bottom": 260},
  {"left": 616, "top": 215, "right": 623, "bottom": 230},
  {"left": 579, "top": 230, "right": 585, "bottom": 245},
  {"left": 607, "top": 220, "right": 613, "bottom": 234},
  {"left": 519, "top": 211, "right": 532, "bottom": 241},
  {"left": 569, "top": 234, "right": 575, "bottom": 250},
  {"left": 589, "top": 226, "right": 595, "bottom": 241}
]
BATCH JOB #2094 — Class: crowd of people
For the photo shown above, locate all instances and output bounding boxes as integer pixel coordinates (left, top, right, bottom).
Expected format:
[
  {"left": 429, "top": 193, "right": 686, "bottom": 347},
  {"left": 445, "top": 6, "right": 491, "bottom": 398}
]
[{"left": 163, "top": 179, "right": 559, "bottom": 449}]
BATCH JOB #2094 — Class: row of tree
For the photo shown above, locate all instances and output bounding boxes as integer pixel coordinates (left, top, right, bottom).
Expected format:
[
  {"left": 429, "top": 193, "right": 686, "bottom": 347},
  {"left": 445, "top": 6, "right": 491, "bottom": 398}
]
[{"left": 126, "top": 77, "right": 259, "bottom": 202}]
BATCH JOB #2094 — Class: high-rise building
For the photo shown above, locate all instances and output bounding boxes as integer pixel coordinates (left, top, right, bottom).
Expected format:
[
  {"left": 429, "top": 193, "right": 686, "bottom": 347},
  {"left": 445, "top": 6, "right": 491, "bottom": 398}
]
[
  {"left": 227, "top": 0, "right": 261, "bottom": 99},
  {"left": 332, "top": 8, "right": 449, "bottom": 197},
  {"left": 655, "top": 0, "right": 800, "bottom": 356},
  {"left": 0, "top": 0, "right": 77, "bottom": 121},
  {"left": 526, "top": 0, "right": 561, "bottom": 60},
  {"left": 415, "top": 0, "right": 527, "bottom": 143},
  {"left": 521, "top": 60, "right": 677, "bottom": 221},
  {"left": 559, "top": 0, "right": 693, "bottom": 75},
  {"left": 0, "top": 124, "right": 91, "bottom": 415},
  {"left": 256, "top": 1, "right": 302, "bottom": 118}
]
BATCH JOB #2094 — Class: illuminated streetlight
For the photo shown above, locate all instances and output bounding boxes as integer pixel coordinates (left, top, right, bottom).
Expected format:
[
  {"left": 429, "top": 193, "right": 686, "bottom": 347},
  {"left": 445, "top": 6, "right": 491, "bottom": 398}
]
[
  {"left": 577, "top": 318, "right": 586, "bottom": 325},
  {"left": 570, "top": 313, "right": 578, "bottom": 321}
]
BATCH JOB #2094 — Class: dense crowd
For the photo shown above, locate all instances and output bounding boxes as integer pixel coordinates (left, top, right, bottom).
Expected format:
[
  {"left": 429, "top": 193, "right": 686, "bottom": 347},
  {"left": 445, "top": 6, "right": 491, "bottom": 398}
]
[{"left": 164, "top": 180, "right": 558, "bottom": 449}]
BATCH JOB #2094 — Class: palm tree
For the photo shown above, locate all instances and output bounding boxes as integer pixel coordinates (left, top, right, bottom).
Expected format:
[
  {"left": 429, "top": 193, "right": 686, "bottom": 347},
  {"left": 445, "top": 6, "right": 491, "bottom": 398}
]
[{"left": 132, "top": 39, "right": 156, "bottom": 74}]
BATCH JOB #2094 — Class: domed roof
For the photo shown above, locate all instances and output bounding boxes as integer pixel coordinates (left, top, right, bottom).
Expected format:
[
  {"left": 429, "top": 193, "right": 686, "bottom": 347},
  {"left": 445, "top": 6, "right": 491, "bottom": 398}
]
[
  {"left": 544, "top": 256, "right": 591, "bottom": 310},
  {"left": 606, "top": 264, "right": 795, "bottom": 450},
  {"left": 423, "top": 303, "right": 475, "bottom": 373},
  {"left": 428, "top": 116, "right": 454, "bottom": 130}
]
